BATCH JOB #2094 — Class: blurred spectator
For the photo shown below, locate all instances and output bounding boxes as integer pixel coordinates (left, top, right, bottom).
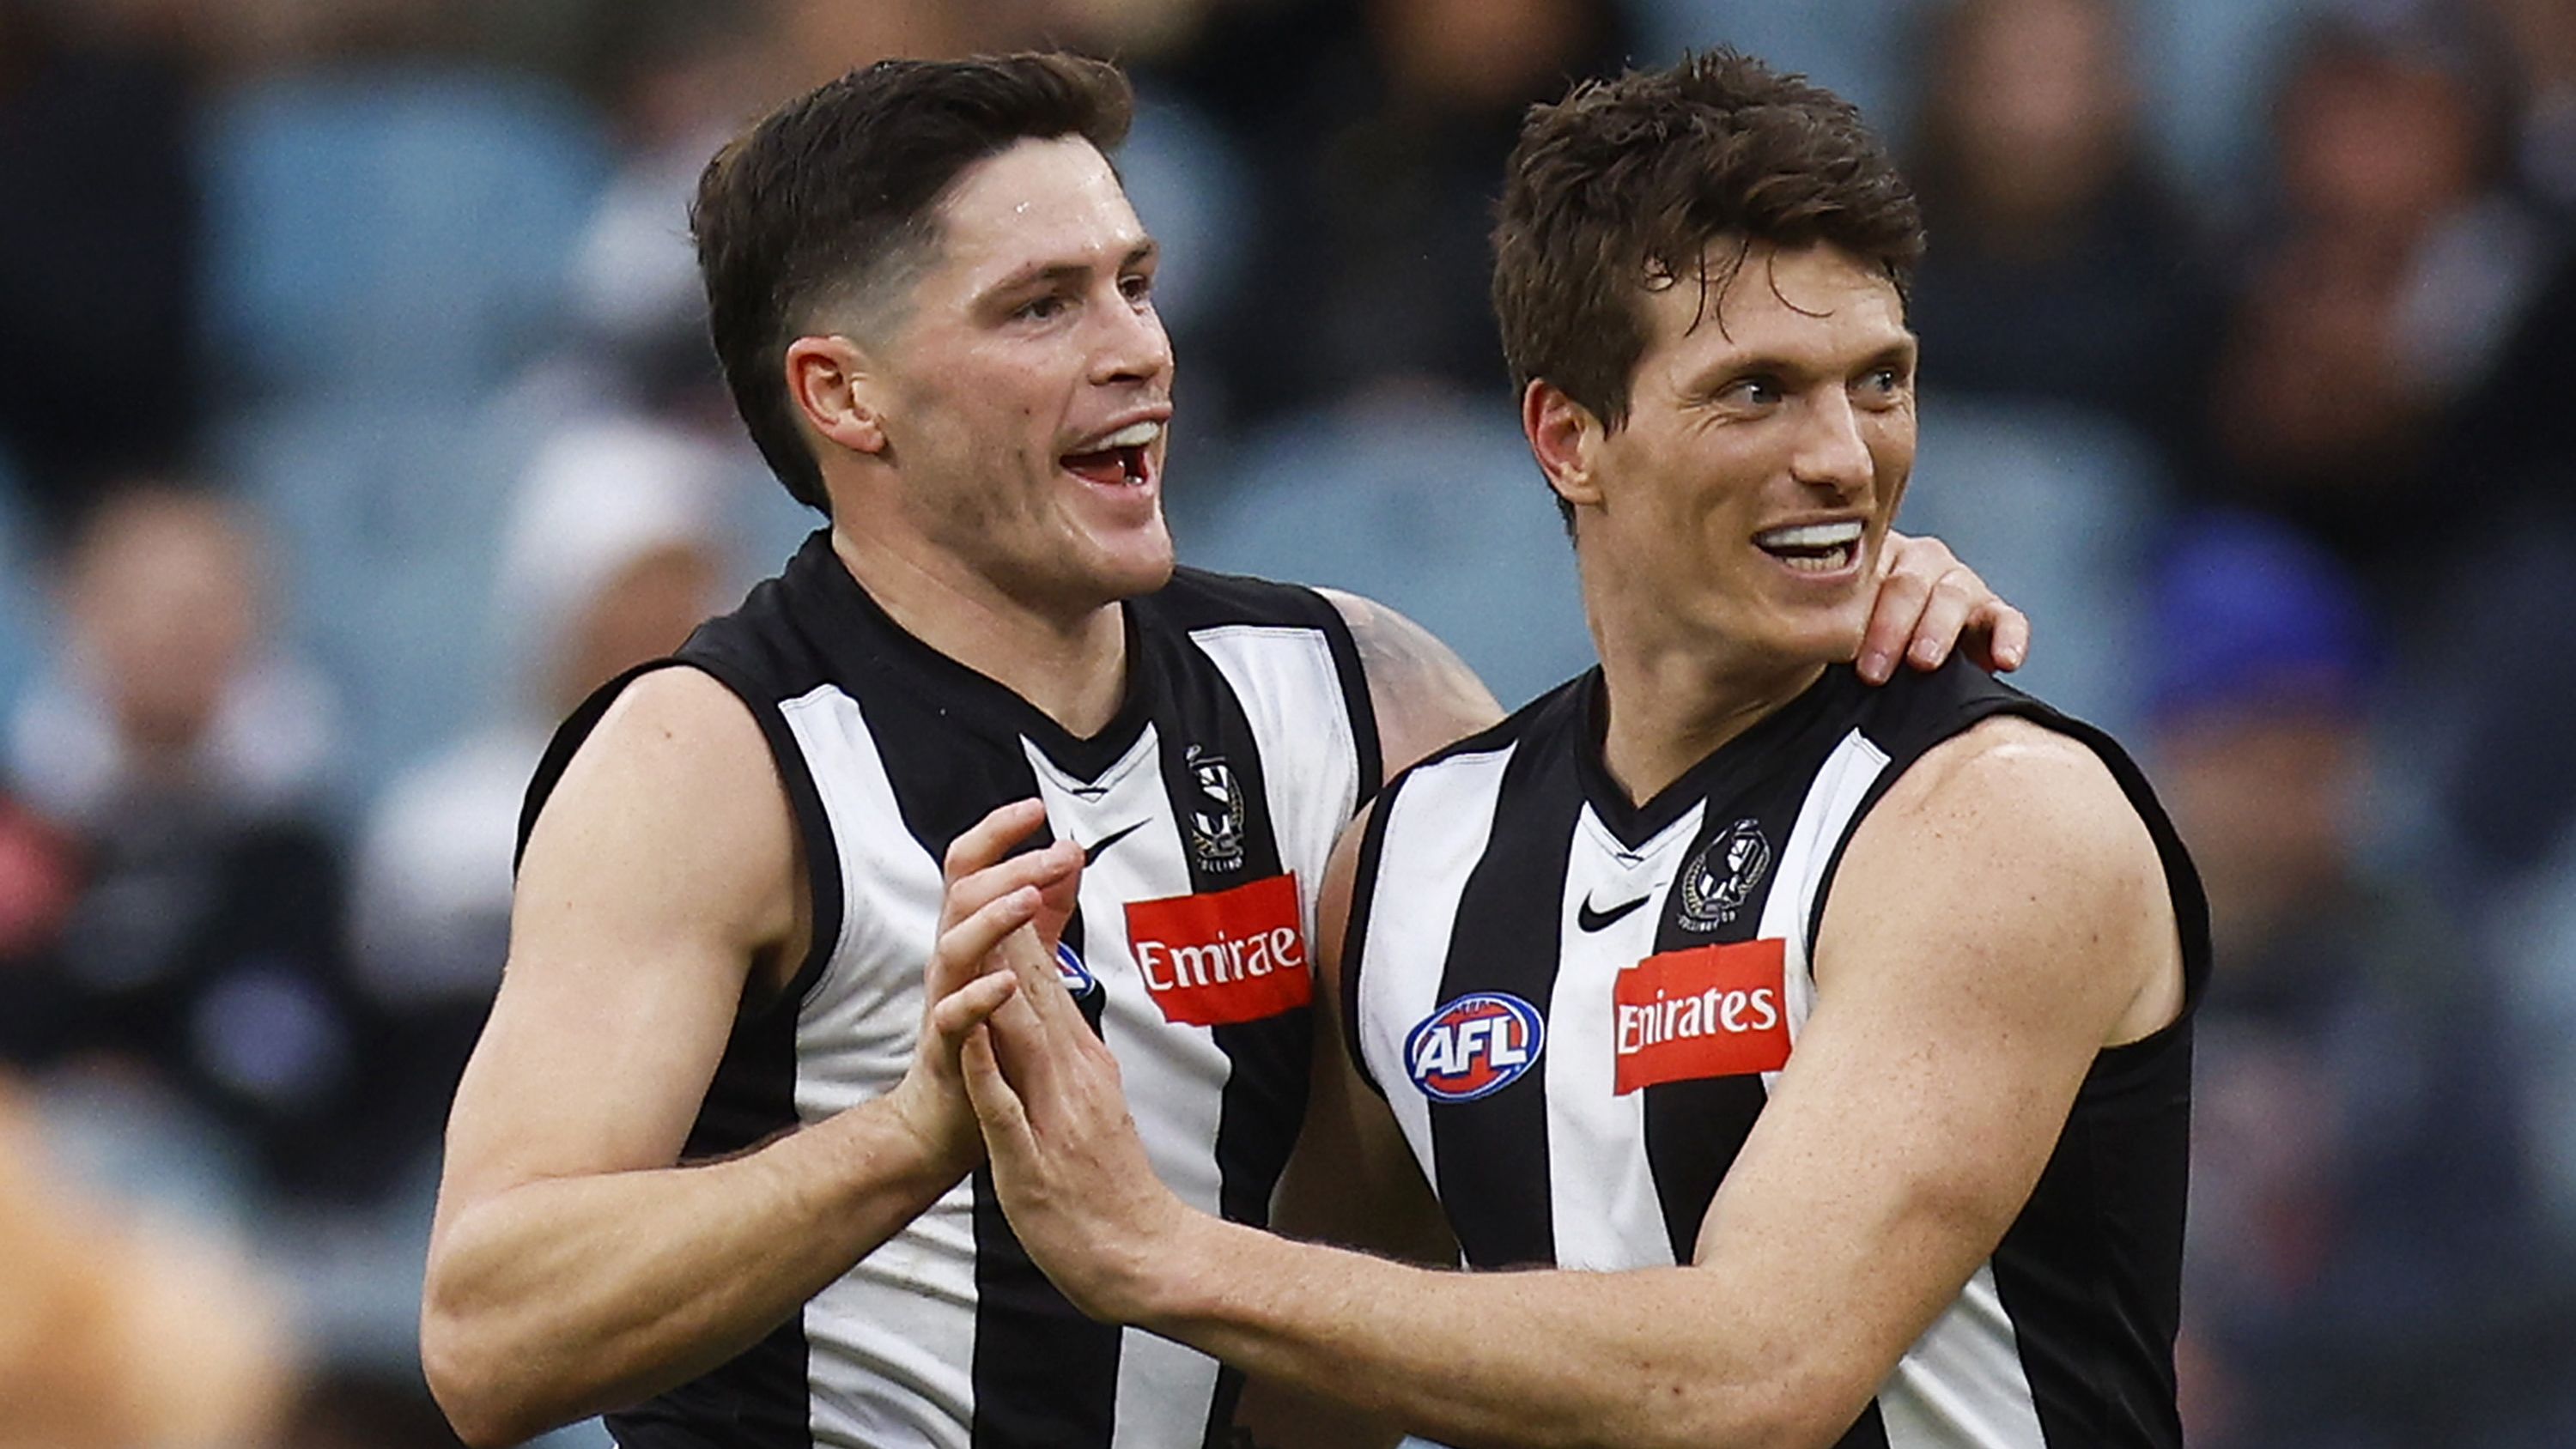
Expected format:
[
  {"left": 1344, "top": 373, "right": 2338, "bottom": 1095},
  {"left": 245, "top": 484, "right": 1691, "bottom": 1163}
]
[
  {"left": 1196, "top": 0, "right": 1630, "bottom": 433},
  {"left": 1902, "top": 0, "right": 2219, "bottom": 466},
  {"left": 0, "top": 485, "right": 390, "bottom": 1204},
  {"left": 0, "top": 1072, "right": 300, "bottom": 1448},
  {"left": 349, "top": 419, "right": 731, "bottom": 1161},
  {"left": 2199, "top": 10, "right": 2557, "bottom": 588},
  {"left": 2154, "top": 512, "right": 2554, "bottom": 1449},
  {"left": 2482, "top": 0, "right": 2576, "bottom": 214},
  {"left": 0, "top": 0, "right": 202, "bottom": 543}
]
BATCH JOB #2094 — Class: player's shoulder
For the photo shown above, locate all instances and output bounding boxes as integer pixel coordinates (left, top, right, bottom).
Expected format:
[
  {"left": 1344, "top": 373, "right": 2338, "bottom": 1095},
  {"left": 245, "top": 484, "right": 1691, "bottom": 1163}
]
[
  {"left": 1147, "top": 564, "right": 1345, "bottom": 632},
  {"left": 1873, "top": 711, "right": 2161, "bottom": 897}
]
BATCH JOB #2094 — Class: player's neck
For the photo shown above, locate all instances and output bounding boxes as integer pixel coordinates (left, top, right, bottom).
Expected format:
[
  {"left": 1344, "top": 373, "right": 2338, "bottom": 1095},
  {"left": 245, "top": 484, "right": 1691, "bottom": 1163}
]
[
  {"left": 829, "top": 526, "right": 1129, "bottom": 738},
  {"left": 1591, "top": 627, "right": 1824, "bottom": 808}
]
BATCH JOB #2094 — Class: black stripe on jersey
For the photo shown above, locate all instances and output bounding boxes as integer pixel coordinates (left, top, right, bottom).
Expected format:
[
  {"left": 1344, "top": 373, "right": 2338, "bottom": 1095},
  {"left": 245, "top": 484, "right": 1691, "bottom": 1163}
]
[
  {"left": 1795, "top": 669, "right": 2202, "bottom": 1449},
  {"left": 1138, "top": 627, "right": 1310, "bottom": 1449},
  {"left": 1638, "top": 809, "right": 1783, "bottom": 1268},
  {"left": 1428, "top": 740, "right": 1579, "bottom": 1270},
  {"left": 1313, "top": 595, "right": 1384, "bottom": 807},
  {"left": 1337, "top": 778, "right": 1403, "bottom": 1100}
]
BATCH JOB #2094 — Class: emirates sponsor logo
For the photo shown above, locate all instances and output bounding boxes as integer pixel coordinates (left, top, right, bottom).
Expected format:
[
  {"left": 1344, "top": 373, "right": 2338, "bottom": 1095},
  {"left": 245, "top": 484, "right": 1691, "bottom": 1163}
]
[
  {"left": 1122, "top": 872, "right": 1310, "bottom": 1026},
  {"left": 1613, "top": 939, "right": 1789, "bottom": 1093}
]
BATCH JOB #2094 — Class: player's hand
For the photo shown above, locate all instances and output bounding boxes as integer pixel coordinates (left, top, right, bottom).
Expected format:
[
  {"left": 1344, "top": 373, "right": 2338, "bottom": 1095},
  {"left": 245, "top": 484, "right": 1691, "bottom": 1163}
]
[
  {"left": 1859, "top": 531, "right": 2030, "bottom": 684},
  {"left": 889, "top": 800, "right": 1082, "bottom": 1182},
  {"left": 959, "top": 919, "right": 1193, "bottom": 1324}
]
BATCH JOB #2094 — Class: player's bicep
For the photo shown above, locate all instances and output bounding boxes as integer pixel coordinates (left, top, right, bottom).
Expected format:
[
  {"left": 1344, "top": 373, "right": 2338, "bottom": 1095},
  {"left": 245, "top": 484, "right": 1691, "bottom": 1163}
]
[
  {"left": 442, "top": 669, "right": 803, "bottom": 1207},
  {"left": 1317, "top": 590, "right": 1504, "bottom": 774},
  {"left": 1683, "top": 721, "right": 2176, "bottom": 1398}
]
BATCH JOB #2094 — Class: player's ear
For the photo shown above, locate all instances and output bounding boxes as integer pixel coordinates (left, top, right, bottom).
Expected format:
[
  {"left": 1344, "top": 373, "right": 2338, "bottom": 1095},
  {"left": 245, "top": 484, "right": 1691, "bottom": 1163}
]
[
  {"left": 786, "top": 334, "right": 889, "bottom": 458},
  {"left": 1524, "top": 379, "right": 1604, "bottom": 513}
]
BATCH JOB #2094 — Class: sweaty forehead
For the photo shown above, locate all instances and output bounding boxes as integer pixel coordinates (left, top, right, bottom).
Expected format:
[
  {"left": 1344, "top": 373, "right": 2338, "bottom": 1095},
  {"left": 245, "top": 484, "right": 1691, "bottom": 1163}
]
[{"left": 928, "top": 136, "right": 1146, "bottom": 288}]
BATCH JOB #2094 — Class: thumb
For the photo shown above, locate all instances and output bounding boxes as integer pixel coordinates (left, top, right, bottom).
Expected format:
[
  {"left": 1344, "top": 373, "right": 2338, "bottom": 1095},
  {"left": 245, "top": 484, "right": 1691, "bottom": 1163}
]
[{"left": 960, "top": 1027, "right": 1032, "bottom": 1143}]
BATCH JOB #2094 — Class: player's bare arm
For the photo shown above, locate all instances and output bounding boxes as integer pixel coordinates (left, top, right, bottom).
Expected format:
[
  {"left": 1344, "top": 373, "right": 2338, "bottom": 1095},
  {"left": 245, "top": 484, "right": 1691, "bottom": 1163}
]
[
  {"left": 421, "top": 670, "right": 1064, "bottom": 1447},
  {"left": 1319, "top": 589, "right": 1507, "bottom": 774},
  {"left": 957, "top": 716, "right": 2178, "bottom": 1449}
]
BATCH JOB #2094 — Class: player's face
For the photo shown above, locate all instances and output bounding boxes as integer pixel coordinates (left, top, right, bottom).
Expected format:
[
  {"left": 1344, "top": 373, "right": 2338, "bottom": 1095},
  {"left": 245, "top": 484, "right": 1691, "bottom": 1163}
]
[
  {"left": 1585, "top": 241, "right": 1916, "bottom": 670},
  {"left": 867, "top": 136, "right": 1176, "bottom": 612}
]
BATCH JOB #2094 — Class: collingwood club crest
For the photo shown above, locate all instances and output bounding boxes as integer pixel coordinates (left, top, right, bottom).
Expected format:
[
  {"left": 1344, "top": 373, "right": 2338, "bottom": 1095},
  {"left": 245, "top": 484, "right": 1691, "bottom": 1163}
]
[
  {"left": 1183, "top": 745, "right": 1246, "bottom": 870},
  {"left": 1679, "top": 818, "right": 1771, "bottom": 931}
]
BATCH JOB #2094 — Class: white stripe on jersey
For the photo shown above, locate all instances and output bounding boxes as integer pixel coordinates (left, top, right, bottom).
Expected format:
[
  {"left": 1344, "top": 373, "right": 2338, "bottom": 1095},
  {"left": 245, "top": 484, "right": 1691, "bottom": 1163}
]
[
  {"left": 1355, "top": 743, "right": 1518, "bottom": 1195},
  {"left": 1543, "top": 803, "right": 1706, "bottom": 1271},
  {"left": 1752, "top": 727, "right": 1892, "bottom": 1087},
  {"left": 1878, "top": 1264, "right": 2048, "bottom": 1448},
  {"left": 781, "top": 684, "right": 978, "bottom": 1447},
  {"left": 1190, "top": 624, "right": 1364, "bottom": 951}
]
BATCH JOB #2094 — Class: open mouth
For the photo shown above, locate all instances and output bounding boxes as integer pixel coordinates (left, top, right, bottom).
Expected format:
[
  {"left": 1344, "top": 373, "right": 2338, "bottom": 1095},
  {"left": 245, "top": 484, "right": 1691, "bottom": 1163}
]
[
  {"left": 1061, "top": 420, "right": 1159, "bottom": 487},
  {"left": 1753, "top": 519, "right": 1865, "bottom": 573}
]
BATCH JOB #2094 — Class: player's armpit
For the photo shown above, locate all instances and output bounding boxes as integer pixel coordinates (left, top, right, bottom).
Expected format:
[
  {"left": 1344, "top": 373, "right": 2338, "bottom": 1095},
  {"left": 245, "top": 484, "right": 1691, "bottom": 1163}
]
[
  {"left": 1317, "top": 590, "right": 1505, "bottom": 775},
  {"left": 1680, "top": 714, "right": 2184, "bottom": 1440}
]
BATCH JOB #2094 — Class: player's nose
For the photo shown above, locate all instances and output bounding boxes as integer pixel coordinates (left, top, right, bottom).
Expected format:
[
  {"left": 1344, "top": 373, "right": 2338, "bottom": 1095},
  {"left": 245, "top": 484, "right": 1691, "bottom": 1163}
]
[
  {"left": 1788, "top": 387, "right": 1873, "bottom": 499},
  {"left": 1091, "top": 286, "right": 1173, "bottom": 390}
]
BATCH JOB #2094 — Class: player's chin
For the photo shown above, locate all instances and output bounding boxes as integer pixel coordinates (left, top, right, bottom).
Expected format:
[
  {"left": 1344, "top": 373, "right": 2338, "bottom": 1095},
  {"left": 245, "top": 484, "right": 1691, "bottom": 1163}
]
[{"left": 1079, "top": 523, "right": 1177, "bottom": 601}]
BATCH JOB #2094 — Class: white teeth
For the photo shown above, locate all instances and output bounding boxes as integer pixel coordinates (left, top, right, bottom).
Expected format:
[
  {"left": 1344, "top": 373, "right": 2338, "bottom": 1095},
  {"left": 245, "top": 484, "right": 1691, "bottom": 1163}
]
[
  {"left": 1100, "top": 421, "right": 1161, "bottom": 449},
  {"left": 1755, "top": 520, "right": 1865, "bottom": 549}
]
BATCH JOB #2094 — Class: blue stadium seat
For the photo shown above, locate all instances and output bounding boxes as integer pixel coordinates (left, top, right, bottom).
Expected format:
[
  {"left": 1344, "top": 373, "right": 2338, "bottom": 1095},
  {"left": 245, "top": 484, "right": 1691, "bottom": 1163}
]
[
  {"left": 1898, "top": 397, "right": 2172, "bottom": 737},
  {"left": 216, "top": 397, "right": 544, "bottom": 796},
  {"left": 201, "top": 67, "right": 610, "bottom": 403},
  {"left": 1182, "top": 393, "right": 1595, "bottom": 710},
  {"left": 0, "top": 453, "right": 52, "bottom": 728}
]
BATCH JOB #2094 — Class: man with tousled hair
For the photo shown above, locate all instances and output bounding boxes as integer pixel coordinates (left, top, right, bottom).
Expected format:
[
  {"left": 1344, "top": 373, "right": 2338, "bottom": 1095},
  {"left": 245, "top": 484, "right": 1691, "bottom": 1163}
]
[
  {"left": 421, "top": 52, "right": 2026, "bottom": 1448},
  {"left": 953, "top": 51, "right": 2202, "bottom": 1449}
]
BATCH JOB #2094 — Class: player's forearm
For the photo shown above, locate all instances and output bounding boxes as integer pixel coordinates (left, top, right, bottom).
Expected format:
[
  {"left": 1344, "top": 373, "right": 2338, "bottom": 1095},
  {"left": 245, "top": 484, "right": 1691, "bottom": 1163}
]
[
  {"left": 423, "top": 1100, "right": 964, "bottom": 1447},
  {"left": 1134, "top": 1218, "right": 1850, "bottom": 1449}
]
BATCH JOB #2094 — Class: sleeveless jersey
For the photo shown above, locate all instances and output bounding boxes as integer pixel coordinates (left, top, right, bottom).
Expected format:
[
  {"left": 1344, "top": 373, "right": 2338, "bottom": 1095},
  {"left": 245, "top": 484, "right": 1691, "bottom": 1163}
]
[
  {"left": 519, "top": 531, "right": 1381, "bottom": 1448},
  {"left": 1342, "top": 659, "right": 2208, "bottom": 1448}
]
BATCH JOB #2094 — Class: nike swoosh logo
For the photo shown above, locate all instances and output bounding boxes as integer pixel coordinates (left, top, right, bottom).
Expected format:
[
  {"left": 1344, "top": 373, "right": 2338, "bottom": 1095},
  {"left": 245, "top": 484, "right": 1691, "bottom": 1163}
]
[
  {"left": 1577, "top": 893, "right": 1653, "bottom": 932},
  {"left": 1083, "top": 820, "right": 1149, "bottom": 866}
]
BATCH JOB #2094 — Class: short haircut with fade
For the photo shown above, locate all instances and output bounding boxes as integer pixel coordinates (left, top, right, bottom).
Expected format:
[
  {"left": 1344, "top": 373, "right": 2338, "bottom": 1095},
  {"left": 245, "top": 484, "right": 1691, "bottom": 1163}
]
[
  {"left": 690, "top": 53, "right": 1134, "bottom": 513},
  {"left": 1491, "top": 49, "right": 1923, "bottom": 526}
]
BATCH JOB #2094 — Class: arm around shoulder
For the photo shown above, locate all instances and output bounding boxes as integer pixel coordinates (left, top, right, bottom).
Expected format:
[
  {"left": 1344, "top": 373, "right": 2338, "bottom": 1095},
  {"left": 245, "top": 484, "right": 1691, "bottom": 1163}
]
[{"left": 1317, "top": 590, "right": 1506, "bottom": 775}]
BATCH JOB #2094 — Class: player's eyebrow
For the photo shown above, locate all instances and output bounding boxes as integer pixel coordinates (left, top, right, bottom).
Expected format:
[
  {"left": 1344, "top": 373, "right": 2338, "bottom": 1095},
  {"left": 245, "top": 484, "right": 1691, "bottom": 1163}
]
[{"left": 979, "top": 239, "right": 1159, "bottom": 302}]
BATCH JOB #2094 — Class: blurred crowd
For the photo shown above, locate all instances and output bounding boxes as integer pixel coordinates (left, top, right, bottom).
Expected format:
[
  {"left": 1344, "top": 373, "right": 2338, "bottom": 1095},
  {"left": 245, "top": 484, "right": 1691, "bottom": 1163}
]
[{"left": 2, "top": 0, "right": 2573, "bottom": 1442}]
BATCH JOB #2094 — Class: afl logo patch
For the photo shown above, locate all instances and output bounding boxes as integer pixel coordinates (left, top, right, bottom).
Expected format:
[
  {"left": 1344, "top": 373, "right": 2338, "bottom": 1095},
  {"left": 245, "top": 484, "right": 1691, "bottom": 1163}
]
[
  {"left": 1053, "top": 942, "right": 1097, "bottom": 996},
  {"left": 1405, "top": 992, "right": 1546, "bottom": 1103},
  {"left": 1679, "top": 818, "right": 1771, "bottom": 931}
]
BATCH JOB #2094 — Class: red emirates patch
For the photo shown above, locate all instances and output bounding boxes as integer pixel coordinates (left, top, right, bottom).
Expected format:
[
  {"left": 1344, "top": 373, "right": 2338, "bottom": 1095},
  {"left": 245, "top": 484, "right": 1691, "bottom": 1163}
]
[
  {"left": 1122, "top": 872, "right": 1311, "bottom": 1027},
  {"left": 1613, "top": 939, "right": 1790, "bottom": 1094}
]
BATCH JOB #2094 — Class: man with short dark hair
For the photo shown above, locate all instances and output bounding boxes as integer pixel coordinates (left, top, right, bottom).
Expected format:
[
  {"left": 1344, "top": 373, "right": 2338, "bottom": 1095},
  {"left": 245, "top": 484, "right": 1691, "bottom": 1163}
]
[
  {"left": 957, "top": 51, "right": 2202, "bottom": 1448},
  {"left": 420, "top": 52, "right": 2026, "bottom": 1449}
]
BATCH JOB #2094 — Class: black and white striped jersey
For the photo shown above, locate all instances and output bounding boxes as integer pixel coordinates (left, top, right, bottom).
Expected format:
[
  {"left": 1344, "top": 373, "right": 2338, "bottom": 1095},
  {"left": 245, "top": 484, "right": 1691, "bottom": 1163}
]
[
  {"left": 1341, "top": 659, "right": 2208, "bottom": 1448},
  {"left": 519, "top": 531, "right": 1380, "bottom": 1448}
]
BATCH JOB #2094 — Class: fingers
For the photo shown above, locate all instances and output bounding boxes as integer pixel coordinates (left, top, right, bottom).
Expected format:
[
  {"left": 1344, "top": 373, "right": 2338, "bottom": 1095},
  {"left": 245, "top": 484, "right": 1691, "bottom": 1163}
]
[
  {"left": 927, "top": 971, "right": 1019, "bottom": 1052},
  {"left": 929, "top": 884, "right": 1043, "bottom": 997},
  {"left": 1857, "top": 561, "right": 1933, "bottom": 684},
  {"left": 960, "top": 1027, "right": 1031, "bottom": 1143},
  {"left": 1974, "top": 600, "right": 2031, "bottom": 673},
  {"left": 943, "top": 840, "right": 1083, "bottom": 934},
  {"left": 944, "top": 799, "right": 1051, "bottom": 890},
  {"left": 1903, "top": 568, "right": 1979, "bottom": 673}
]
